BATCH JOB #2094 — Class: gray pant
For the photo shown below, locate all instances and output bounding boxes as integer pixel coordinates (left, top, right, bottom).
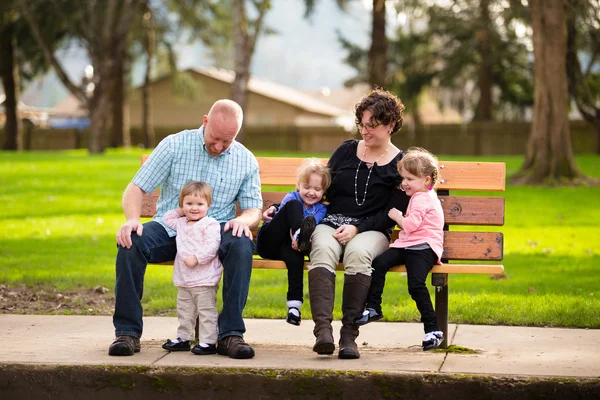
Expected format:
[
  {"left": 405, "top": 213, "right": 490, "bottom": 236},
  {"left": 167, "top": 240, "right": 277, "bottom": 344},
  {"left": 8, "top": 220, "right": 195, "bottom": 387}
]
[
  {"left": 308, "top": 224, "right": 390, "bottom": 275},
  {"left": 176, "top": 285, "right": 218, "bottom": 344}
]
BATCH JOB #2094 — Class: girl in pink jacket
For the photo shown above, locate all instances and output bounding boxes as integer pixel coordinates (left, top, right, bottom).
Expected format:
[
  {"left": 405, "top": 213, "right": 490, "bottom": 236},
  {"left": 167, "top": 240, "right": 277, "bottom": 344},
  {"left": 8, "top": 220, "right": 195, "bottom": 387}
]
[
  {"left": 161, "top": 181, "right": 222, "bottom": 355},
  {"left": 355, "top": 147, "right": 445, "bottom": 351}
]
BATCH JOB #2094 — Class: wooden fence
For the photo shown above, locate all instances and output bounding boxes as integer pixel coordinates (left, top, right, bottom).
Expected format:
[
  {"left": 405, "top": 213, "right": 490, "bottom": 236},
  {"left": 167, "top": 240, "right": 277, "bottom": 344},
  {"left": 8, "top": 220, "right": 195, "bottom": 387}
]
[{"left": 1, "top": 121, "right": 596, "bottom": 155}]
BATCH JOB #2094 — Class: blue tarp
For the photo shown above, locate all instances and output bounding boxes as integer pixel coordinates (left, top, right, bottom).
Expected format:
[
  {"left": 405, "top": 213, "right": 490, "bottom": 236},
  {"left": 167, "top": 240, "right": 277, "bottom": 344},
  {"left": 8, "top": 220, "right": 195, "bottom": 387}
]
[{"left": 48, "top": 117, "right": 90, "bottom": 131}]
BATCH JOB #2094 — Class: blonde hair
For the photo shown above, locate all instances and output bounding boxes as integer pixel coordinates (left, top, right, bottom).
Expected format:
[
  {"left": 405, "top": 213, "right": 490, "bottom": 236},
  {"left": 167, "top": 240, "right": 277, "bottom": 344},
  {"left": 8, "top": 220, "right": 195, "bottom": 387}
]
[
  {"left": 297, "top": 158, "right": 331, "bottom": 191},
  {"left": 178, "top": 181, "right": 213, "bottom": 207},
  {"left": 397, "top": 147, "right": 440, "bottom": 188}
]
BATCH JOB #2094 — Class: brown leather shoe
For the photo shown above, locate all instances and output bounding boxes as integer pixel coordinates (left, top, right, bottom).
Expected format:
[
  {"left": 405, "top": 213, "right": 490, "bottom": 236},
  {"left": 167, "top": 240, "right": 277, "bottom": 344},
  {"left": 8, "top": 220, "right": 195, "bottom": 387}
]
[
  {"left": 108, "top": 336, "right": 140, "bottom": 356},
  {"left": 217, "top": 335, "right": 255, "bottom": 359}
]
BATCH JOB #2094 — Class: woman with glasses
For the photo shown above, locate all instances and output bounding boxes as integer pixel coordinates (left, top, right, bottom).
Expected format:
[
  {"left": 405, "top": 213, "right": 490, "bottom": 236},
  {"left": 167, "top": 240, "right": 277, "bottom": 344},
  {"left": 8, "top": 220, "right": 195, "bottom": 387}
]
[{"left": 307, "top": 88, "right": 410, "bottom": 359}]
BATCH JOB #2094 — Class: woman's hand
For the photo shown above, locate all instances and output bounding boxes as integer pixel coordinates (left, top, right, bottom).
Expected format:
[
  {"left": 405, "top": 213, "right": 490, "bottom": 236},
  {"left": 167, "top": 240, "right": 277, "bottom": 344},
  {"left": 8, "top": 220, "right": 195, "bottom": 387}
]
[{"left": 333, "top": 225, "right": 358, "bottom": 245}]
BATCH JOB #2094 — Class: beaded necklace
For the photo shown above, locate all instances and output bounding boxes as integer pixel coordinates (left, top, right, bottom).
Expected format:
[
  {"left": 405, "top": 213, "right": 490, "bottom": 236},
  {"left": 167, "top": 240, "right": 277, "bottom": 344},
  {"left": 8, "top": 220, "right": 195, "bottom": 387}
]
[
  {"left": 304, "top": 203, "right": 316, "bottom": 215},
  {"left": 354, "top": 144, "right": 390, "bottom": 206}
]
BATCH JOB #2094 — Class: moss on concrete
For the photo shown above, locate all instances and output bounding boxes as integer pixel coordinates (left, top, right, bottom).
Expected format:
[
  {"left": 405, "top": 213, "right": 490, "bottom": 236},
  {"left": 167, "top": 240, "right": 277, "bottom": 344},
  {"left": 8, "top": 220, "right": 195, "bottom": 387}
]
[{"left": 1, "top": 363, "right": 599, "bottom": 400}]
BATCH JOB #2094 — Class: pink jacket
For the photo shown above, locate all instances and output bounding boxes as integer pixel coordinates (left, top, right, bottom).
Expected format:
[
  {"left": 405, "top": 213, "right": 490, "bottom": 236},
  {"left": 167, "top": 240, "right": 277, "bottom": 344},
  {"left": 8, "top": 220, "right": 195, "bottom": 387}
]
[
  {"left": 163, "top": 210, "right": 222, "bottom": 287},
  {"left": 390, "top": 190, "right": 444, "bottom": 263}
]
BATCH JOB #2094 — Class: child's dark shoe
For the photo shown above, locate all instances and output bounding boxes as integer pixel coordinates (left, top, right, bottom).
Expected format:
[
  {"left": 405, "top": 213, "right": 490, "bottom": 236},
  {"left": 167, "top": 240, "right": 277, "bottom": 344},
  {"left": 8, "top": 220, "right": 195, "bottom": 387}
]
[
  {"left": 162, "top": 338, "right": 191, "bottom": 352},
  {"left": 422, "top": 331, "right": 444, "bottom": 351},
  {"left": 354, "top": 308, "right": 383, "bottom": 325},
  {"left": 286, "top": 307, "right": 301, "bottom": 326},
  {"left": 191, "top": 343, "right": 217, "bottom": 355},
  {"left": 298, "top": 216, "right": 316, "bottom": 253}
]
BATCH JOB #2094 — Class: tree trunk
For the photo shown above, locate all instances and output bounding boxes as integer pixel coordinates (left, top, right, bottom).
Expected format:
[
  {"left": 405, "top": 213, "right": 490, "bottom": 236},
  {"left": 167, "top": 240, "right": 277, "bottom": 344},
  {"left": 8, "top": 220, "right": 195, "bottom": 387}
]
[
  {"left": 476, "top": 0, "right": 493, "bottom": 121},
  {"left": 109, "top": 53, "right": 131, "bottom": 148},
  {"left": 142, "top": 2, "right": 155, "bottom": 149},
  {"left": 368, "top": 0, "right": 387, "bottom": 88},
  {"left": 515, "top": 0, "right": 584, "bottom": 184},
  {"left": 19, "top": 0, "right": 134, "bottom": 154},
  {"left": 0, "top": 30, "right": 22, "bottom": 151},
  {"left": 110, "top": 61, "right": 123, "bottom": 148},
  {"left": 231, "top": 0, "right": 251, "bottom": 142},
  {"left": 565, "top": 0, "right": 600, "bottom": 155},
  {"left": 88, "top": 99, "right": 104, "bottom": 154},
  {"left": 142, "top": 53, "right": 154, "bottom": 148}
]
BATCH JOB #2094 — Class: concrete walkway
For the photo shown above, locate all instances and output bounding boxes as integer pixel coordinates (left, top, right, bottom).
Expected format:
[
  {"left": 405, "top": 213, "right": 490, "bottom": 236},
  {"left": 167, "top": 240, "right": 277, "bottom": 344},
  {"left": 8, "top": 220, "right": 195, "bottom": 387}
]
[{"left": 1, "top": 314, "right": 599, "bottom": 379}]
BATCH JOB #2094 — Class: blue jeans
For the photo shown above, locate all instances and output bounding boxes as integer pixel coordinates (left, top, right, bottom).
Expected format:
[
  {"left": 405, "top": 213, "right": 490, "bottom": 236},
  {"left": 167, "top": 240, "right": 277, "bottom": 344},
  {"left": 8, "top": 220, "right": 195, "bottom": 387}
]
[{"left": 113, "top": 221, "right": 254, "bottom": 340}]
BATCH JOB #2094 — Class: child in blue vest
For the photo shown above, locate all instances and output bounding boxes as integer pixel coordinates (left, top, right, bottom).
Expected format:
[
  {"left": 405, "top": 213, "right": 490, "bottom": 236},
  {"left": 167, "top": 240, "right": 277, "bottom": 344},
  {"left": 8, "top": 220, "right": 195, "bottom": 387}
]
[{"left": 257, "top": 158, "right": 331, "bottom": 326}]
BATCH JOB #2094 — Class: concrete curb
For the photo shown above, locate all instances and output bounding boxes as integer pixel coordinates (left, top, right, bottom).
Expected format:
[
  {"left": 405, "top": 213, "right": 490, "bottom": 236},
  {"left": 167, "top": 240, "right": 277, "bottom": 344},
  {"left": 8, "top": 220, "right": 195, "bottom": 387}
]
[{"left": 1, "top": 364, "right": 599, "bottom": 400}]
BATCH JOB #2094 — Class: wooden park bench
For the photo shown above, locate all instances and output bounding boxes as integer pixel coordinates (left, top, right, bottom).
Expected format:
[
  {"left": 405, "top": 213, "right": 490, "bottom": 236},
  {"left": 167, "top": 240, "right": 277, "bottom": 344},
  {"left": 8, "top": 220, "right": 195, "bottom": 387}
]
[{"left": 141, "top": 155, "right": 506, "bottom": 348}]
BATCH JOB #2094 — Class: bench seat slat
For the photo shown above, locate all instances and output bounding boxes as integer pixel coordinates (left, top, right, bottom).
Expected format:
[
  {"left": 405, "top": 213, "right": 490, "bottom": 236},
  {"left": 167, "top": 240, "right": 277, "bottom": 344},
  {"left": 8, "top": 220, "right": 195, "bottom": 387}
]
[{"left": 251, "top": 259, "right": 504, "bottom": 274}]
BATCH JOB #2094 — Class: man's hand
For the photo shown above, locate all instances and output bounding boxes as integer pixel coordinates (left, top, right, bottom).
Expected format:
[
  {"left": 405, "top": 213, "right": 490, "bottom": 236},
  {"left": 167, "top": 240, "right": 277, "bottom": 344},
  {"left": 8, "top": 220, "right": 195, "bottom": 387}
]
[
  {"left": 184, "top": 255, "right": 198, "bottom": 268},
  {"left": 116, "top": 219, "right": 144, "bottom": 248},
  {"left": 262, "top": 206, "right": 276, "bottom": 222},
  {"left": 224, "top": 218, "right": 253, "bottom": 239}
]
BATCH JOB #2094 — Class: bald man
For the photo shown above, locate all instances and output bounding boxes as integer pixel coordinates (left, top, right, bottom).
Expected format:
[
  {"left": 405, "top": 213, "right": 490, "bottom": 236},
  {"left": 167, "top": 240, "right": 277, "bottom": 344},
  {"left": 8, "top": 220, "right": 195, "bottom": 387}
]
[{"left": 110, "top": 100, "right": 262, "bottom": 359}]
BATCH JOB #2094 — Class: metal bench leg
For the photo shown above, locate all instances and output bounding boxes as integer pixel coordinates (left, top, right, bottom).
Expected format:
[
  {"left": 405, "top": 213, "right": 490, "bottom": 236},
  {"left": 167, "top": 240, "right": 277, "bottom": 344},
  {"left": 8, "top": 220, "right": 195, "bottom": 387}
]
[
  {"left": 432, "top": 273, "right": 448, "bottom": 348},
  {"left": 195, "top": 316, "right": 200, "bottom": 341}
]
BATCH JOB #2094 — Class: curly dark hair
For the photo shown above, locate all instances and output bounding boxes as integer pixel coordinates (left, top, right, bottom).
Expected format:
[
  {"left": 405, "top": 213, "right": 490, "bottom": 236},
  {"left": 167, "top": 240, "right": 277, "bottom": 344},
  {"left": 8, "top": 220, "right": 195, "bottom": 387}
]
[{"left": 354, "top": 88, "right": 405, "bottom": 135}]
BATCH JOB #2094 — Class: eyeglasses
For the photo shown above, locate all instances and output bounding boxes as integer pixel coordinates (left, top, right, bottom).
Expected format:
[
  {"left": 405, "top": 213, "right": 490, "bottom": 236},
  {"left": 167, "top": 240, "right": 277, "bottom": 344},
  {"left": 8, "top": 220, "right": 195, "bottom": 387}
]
[{"left": 356, "top": 122, "right": 381, "bottom": 132}]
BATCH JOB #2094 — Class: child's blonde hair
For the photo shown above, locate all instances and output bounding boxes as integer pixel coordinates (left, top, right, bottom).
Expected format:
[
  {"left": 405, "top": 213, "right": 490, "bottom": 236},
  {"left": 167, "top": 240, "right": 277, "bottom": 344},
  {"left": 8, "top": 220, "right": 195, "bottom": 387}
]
[
  {"left": 179, "top": 181, "right": 213, "bottom": 207},
  {"left": 397, "top": 147, "right": 440, "bottom": 188},
  {"left": 297, "top": 158, "right": 331, "bottom": 191}
]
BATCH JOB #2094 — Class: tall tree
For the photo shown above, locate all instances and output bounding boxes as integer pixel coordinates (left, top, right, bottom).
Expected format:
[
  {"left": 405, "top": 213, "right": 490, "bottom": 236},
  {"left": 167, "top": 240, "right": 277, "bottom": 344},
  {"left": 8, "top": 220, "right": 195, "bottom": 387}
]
[
  {"left": 170, "top": 0, "right": 271, "bottom": 142},
  {"left": 514, "top": 0, "right": 588, "bottom": 184},
  {"left": 566, "top": 0, "right": 600, "bottom": 154},
  {"left": 0, "top": 5, "right": 22, "bottom": 151},
  {"left": 368, "top": 0, "right": 387, "bottom": 88},
  {"left": 477, "top": 0, "right": 493, "bottom": 120},
  {"left": 231, "top": 0, "right": 270, "bottom": 141},
  {"left": 19, "top": 0, "right": 135, "bottom": 154},
  {"left": 304, "top": 0, "right": 388, "bottom": 88},
  {"left": 1, "top": 0, "right": 66, "bottom": 150},
  {"left": 141, "top": 0, "right": 156, "bottom": 149},
  {"left": 128, "top": 1, "right": 179, "bottom": 149},
  {"left": 422, "top": 0, "right": 533, "bottom": 121}
]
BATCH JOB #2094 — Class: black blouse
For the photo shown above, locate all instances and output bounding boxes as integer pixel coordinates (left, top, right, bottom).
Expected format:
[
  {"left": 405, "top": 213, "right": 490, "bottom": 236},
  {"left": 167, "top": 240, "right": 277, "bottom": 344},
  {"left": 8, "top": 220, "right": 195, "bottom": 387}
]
[{"left": 325, "top": 140, "right": 410, "bottom": 235}]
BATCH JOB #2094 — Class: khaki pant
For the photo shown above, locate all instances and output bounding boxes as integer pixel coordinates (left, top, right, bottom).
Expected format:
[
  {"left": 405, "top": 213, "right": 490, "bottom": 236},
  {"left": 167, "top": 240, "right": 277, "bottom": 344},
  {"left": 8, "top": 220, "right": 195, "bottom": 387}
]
[
  {"left": 308, "top": 224, "right": 390, "bottom": 275},
  {"left": 176, "top": 285, "right": 218, "bottom": 344}
]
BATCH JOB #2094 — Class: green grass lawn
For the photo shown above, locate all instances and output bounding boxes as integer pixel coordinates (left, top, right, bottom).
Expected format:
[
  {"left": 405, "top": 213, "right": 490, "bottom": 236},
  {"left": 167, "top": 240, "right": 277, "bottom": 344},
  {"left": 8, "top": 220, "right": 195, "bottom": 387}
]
[{"left": 1, "top": 150, "right": 599, "bottom": 328}]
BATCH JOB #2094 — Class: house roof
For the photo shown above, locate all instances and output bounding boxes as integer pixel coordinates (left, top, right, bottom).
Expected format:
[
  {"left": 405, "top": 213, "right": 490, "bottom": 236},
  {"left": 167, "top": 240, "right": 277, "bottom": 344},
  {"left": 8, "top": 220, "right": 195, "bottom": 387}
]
[
  {"left": 302, "top": 84, "right": 371, "bottom": 113},
  {"left": 49, "top": 94, "right": 88, "bottom": 117},
  {"left": 181, "top": 67, "right": 349, "bottom": 118}
]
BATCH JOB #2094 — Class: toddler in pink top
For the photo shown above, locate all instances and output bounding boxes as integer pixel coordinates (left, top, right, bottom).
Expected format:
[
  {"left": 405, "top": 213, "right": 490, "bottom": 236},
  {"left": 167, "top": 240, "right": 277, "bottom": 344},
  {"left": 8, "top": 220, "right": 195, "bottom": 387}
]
[
  {"left": 355, "top": 147, "right": 445, "bottom": 351},
  {"left": 161, "top": 181, "right": 222, "bottom": 355}
]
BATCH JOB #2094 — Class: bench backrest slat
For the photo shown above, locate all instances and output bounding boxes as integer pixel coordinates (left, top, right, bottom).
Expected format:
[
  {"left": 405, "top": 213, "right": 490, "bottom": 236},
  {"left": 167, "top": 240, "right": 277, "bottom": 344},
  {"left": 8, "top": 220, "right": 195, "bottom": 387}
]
[
  {"left": 439, "top": 196, "right": 505, "bottom": 226},
  {"left": 142, "top": 191, "right": 505, "bottom": 226},
  {"left": 141, "top": 155, "right": 506, "bottom": 191}
]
